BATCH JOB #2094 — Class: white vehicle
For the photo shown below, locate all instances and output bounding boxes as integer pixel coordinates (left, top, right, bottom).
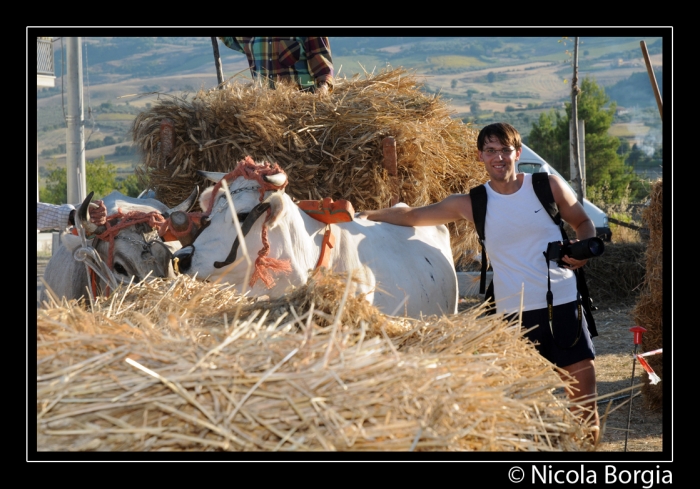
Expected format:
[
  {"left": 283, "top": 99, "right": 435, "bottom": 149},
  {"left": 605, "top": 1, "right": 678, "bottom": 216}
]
[{"left": 517, "top": 143, "right": 612, "bottom": 241}]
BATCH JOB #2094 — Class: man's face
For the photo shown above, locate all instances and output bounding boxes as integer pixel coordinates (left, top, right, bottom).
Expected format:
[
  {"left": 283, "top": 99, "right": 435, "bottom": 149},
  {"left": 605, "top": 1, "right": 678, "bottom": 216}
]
[{"left": 478, "top": 137, "right": 521, "bottom": 182}]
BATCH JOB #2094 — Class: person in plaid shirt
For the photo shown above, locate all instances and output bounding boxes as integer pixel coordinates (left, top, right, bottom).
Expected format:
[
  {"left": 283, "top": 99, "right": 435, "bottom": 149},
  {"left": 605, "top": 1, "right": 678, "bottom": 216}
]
[
  {"left": 37, "top": 201, "right": 107, "bottom": 231},
  {"left": 218, "top": 37, "right": 333, "bottom": 94}
]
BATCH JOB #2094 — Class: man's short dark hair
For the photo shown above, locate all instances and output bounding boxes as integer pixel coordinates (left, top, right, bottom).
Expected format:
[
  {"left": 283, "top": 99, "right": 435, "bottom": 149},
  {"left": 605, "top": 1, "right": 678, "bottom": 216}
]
[{"left": 477, "top": 122, "right": 522, "bottom": 151}]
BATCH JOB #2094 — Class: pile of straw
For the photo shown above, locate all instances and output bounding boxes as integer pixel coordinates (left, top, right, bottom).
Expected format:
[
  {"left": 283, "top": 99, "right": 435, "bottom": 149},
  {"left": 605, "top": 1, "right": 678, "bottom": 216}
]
[
  {"left": 131, "top": 67, "right": 488, "bottom": 263},
  {"left": 584, "top": 242, "right": 647, "bottom": 305},
  {"left": 632, "top": 179, "right": 663, "bottom": 410},
  {"left": 37, "top": 271, "right": 595, "bottom": 452}
]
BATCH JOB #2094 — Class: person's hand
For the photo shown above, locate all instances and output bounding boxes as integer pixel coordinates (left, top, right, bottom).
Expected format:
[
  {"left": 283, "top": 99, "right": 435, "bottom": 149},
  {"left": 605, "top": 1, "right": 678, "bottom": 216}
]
[
  {"left": 317, "top": 83, "right": 329, "bottom": 97},
  {"left": 89, "top": 200, "right": 107, "bottom": 226},
  {"left": 356, "top": 211, "right": 370, "bottom": 220},
  {"left": 561, "top": 242, "right": 587, "bottom": 270}
]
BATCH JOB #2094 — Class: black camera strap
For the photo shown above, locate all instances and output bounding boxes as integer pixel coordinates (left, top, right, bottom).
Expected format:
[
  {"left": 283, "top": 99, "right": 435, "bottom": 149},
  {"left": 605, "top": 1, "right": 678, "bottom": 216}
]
[{"left": 543, "top": 251, "right": 583, "bottom": 350}]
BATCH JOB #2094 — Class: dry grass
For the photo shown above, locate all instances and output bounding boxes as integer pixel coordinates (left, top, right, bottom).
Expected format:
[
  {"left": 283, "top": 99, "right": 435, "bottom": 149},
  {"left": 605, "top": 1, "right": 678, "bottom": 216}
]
[
  {"left": 632, "top": 179, "right": 663, "bottom": 410},
  {"left": 37, "top": 271, "right": 598, "bottom": 452},
  {"left": 131, "top": 67, "right": 488, "bottom": 263},
  {"left": 585, "top": 242, "right": 647, "bottom": 306}
]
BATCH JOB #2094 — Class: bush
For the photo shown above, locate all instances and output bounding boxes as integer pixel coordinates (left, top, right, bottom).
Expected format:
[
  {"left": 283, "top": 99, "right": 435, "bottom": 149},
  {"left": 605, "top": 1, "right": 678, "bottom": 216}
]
[{"left": 38, "top": 156, "right": 119, "bottom": 204}]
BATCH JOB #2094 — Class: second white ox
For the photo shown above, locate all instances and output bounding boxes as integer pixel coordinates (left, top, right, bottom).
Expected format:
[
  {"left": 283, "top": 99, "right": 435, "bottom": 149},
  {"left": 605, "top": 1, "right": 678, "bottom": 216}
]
[{"left": 173, "top": 158, "right": 458, "bottom": 318}]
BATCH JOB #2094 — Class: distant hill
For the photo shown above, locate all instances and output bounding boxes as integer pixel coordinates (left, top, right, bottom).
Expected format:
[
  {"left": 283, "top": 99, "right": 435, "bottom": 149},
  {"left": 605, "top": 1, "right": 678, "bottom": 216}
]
[
  {"left": 606, "top": 69, "right": 663, "bottom": 109},
  {"left": 35, "top": 34, "right": 667, "bottom": 175},
  {"left": 43, "top": 36, "right": 665, "bottom": 89}
]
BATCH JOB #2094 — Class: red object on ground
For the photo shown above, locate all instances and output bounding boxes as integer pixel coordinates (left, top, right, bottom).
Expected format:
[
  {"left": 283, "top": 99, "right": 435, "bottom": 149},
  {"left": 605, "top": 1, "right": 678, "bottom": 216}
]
[{"left": 629, "top": 325, "right": 647, "bottom": 345}]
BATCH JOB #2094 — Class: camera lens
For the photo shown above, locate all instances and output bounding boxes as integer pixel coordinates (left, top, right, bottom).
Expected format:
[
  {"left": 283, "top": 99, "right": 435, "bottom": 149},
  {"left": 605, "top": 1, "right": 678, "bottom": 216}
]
[
  {"left": 567, "top": 237, "right": 605, "bottom": 260},
  {"left": 587, "top": 238, "right": 604, "bottom": 256}
]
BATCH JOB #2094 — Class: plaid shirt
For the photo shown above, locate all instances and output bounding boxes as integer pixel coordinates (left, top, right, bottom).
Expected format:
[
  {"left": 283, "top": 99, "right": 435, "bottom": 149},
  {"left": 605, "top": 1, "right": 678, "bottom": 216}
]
[
  {"left": 37, "top": 202, "right": 74, "bottom": 231},
  {"left": 219, "top": 37, "right": 333, "bottom": 91}
]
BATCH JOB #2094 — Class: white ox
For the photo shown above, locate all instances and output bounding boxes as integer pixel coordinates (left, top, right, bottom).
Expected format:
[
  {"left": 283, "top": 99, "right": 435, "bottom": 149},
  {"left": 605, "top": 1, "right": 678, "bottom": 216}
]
[
  {"left": 172, "top": 159, "right": 457, "bottom": 318},
  {"left": 40, "top": 189, "right": 197, "bottom": 304}
]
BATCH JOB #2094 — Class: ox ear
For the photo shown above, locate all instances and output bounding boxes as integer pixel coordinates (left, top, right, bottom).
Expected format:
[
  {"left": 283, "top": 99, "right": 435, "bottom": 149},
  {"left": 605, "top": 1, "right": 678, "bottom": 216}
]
[
  {"left": 265, "top": 191, "right": 287, "bottom": 229},
  {"left": 199, "top": 186, "right": 216, "bottom": 212},
  {"left": 197, "top": 170, "right": 227, "bottom": 183}
]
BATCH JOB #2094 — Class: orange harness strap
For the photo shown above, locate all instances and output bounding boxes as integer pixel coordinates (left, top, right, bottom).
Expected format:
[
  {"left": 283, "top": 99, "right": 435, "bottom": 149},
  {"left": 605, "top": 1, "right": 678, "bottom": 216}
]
[
  {"left": 297, "top": 198, "right": 351, "bottom": 273},
  {"left": 315, "top": 224, "right": 336, "bottom": 272},
  {"left": 297, "top": 197, "right": 354, "bottom": 224}
]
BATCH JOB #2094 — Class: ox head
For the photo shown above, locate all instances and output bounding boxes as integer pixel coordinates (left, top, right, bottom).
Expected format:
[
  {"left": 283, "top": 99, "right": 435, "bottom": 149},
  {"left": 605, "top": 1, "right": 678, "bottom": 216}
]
[
  {"left": 62, "top": 188, "right": 198, "bottom": 292},
  {"left": 173, "top": 158, "right": 290, "bottom": 286}
]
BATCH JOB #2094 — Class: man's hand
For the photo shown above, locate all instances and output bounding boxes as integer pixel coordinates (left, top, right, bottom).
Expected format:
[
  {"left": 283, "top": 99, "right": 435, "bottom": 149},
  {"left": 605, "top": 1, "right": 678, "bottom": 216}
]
[
  {"left": 317, "top": 83, "right": 329, "bottom": 96},
  {"left": 561, "top": 239, "right": 587, "bottom": 270},
  {"left": 89, "top": 200, "right": 107, "bottom": 226}
]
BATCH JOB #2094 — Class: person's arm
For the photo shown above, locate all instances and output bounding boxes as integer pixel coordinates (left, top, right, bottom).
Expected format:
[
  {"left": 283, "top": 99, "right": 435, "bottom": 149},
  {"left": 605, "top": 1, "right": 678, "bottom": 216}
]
[
  {"left": 303, "top": 37, "right": 334, "bottom": 92},
  {"left": 218, "top": 37, "right": 246, "bottom": 54},
  {"left": 37, "top": 202, "right": 75, "bottom": 231},
  {"left": 357, "top": 194, "right": 472, "bottom": 227},
  {"left": 550, "top": 174, "right": 596, "bottom": 269}
]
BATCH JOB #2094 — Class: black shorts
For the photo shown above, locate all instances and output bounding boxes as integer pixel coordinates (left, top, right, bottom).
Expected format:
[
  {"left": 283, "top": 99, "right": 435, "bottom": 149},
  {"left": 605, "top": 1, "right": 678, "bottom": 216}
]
[{"left": 506, "top": 300, "right": 596, "bottom": 368}]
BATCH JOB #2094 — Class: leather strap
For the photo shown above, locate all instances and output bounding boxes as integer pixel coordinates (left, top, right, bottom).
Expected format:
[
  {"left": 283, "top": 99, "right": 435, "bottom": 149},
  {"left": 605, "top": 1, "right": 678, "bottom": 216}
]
[{"left": 315, "top": 224, "right": 335, "bottom": 272}]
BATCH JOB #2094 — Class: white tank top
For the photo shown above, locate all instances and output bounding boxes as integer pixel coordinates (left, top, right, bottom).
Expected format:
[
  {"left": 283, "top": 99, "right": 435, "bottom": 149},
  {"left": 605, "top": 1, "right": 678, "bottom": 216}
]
[{"left": 483, "top": 173, "right": 578, "bottom": 314}]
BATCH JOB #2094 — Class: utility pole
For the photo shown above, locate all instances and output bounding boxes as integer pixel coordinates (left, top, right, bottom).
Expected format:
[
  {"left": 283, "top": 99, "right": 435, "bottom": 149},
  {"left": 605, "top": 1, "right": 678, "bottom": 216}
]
[
  {"left": 570, "top": 37, "right": 585, "bottom": 204},
  {"left": 66, "top": 37, "right": 86, "bottom": 204},
  {"left": 211, "top": 37, "right": 225, "bottom": 88}
]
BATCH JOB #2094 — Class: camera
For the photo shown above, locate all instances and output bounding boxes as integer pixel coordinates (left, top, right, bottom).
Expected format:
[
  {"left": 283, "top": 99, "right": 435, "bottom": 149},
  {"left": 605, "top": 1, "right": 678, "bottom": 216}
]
[{"left": 546, "top": 237, "right": 605, "bottom": 267}]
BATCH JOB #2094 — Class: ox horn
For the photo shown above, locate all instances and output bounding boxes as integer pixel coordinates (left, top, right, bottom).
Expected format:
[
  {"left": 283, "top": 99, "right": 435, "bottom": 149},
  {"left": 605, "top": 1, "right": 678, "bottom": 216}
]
[
  {"left": 164, "top": 186, "right": 200, "bottom": 216},
  {"left": 197, "top": 170, "right": 227, "bottom": 183},
  {"left": 77, "top": 191, "right": 107, "bottom": 236},
  {"left": 263, "top": 172, "right": 287, "bottom": 187}
]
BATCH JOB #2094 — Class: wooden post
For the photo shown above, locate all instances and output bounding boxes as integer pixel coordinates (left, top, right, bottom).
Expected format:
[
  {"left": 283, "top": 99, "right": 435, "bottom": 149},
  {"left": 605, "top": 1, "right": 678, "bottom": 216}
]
[
  {"left": 640, "top": 41, "right": 662, "bottom": 121},
  {"left": 382, "top": 137, "right": 399, "bottom": 207},
  {"left": 211, "top": 37, "right": 225, "bottom": 89},
  {"left": 570, "top": 37, "right": 585, "bottom": 204},
  {"left": 160, "top": 118, "right": 174, "bottom": 165}
]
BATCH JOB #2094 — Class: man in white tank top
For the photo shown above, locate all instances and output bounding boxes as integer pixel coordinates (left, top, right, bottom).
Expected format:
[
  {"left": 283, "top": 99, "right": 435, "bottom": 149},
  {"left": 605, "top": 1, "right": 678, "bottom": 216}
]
[{"left": 358, "top": 122, "right": 600, "bottom": 442}]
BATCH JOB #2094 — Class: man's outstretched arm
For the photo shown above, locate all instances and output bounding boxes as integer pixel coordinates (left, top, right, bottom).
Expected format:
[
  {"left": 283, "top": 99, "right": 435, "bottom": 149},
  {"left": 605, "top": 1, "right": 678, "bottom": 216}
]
[{"left": 357, "top": 194, "right": 473, "bottom": 227}]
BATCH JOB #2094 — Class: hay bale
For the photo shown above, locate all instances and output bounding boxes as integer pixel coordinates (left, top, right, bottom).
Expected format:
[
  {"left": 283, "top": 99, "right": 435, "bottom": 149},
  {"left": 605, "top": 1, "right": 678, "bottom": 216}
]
[
  {"left": 131, "top": 67, "right": 488, "bottom": 263},
  {"left": 632, "top": 179, "right": 663, "bottom": 410},
  {"left": 37, "top": 272, "right": 596, "bottom": 452},
  {"left": 584, "top": 242, "right": 647, "bottom": 306}
]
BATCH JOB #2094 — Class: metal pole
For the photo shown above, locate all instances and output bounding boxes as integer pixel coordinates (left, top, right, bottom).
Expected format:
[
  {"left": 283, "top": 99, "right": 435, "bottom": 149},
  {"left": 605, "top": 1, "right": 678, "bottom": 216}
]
[
  {"left": 211, "top": 37, "right": 225, "bottom": 88},
  {"left": 625, "top": 326, "right": 647, "bottom": 452},
  {"left": 66, "top": 37, "right": 86, "bottom": 204}
]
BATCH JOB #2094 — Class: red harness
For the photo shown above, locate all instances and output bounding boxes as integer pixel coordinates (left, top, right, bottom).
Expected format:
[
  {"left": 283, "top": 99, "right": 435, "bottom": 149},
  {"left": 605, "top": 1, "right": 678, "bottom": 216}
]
[
  {"left": 297, "top": 197, "right": 355, "bottom": 272},
  {"left": 73, "top": 210, "right": 166, "bottom": 298}
]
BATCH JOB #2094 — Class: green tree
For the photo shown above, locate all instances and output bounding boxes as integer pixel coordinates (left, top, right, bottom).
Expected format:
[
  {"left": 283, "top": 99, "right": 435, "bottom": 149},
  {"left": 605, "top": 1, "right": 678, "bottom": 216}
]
[
  {"left": 527, "top": 77, "right": 644, "bottom": 203},
  {"left": 39, "top": 156, "right": 119, "bottom": 204},
  {"left": 39, "top": 159, "right": 68, "bottom": 204},
  {"left": 118, "top": 174, "right": 144, "bottom": 197},
  {"left": 86, "top": 156, "right": 118, "bottom": 198},
  {"left": 527, "top": 109, "right": 568, "bottom": 171}
]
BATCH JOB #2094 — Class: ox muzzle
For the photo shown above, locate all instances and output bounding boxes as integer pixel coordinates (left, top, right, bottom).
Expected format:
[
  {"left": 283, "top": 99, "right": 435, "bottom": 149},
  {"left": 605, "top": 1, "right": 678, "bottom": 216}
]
[{"left": 172, "top": 201, "right": 271, "bottom": 274}]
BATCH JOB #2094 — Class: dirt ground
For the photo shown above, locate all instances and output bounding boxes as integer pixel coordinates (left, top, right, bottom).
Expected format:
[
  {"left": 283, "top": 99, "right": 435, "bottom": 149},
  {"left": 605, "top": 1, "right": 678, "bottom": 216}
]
[
  {"left": 459, "top": 296, "right": 664, "bottom": 453},
  {"left": 584, "top": 302, "right": 664, "bottom": 453},
  {"left": 37, "top": 257, "right": 662, "bottom": 453}
]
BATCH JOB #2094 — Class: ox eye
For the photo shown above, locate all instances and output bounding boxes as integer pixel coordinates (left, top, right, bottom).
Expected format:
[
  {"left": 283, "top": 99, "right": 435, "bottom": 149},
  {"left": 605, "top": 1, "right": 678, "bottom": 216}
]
[{"left": 114, "top": 263, "right": 127, "bottom": 275}]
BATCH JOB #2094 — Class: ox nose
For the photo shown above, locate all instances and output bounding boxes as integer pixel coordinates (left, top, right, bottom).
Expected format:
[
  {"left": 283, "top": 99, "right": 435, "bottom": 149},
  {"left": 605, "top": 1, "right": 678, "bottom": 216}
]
[{"left": 173, "top": 245, "right": 194, "bottom": 273}]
